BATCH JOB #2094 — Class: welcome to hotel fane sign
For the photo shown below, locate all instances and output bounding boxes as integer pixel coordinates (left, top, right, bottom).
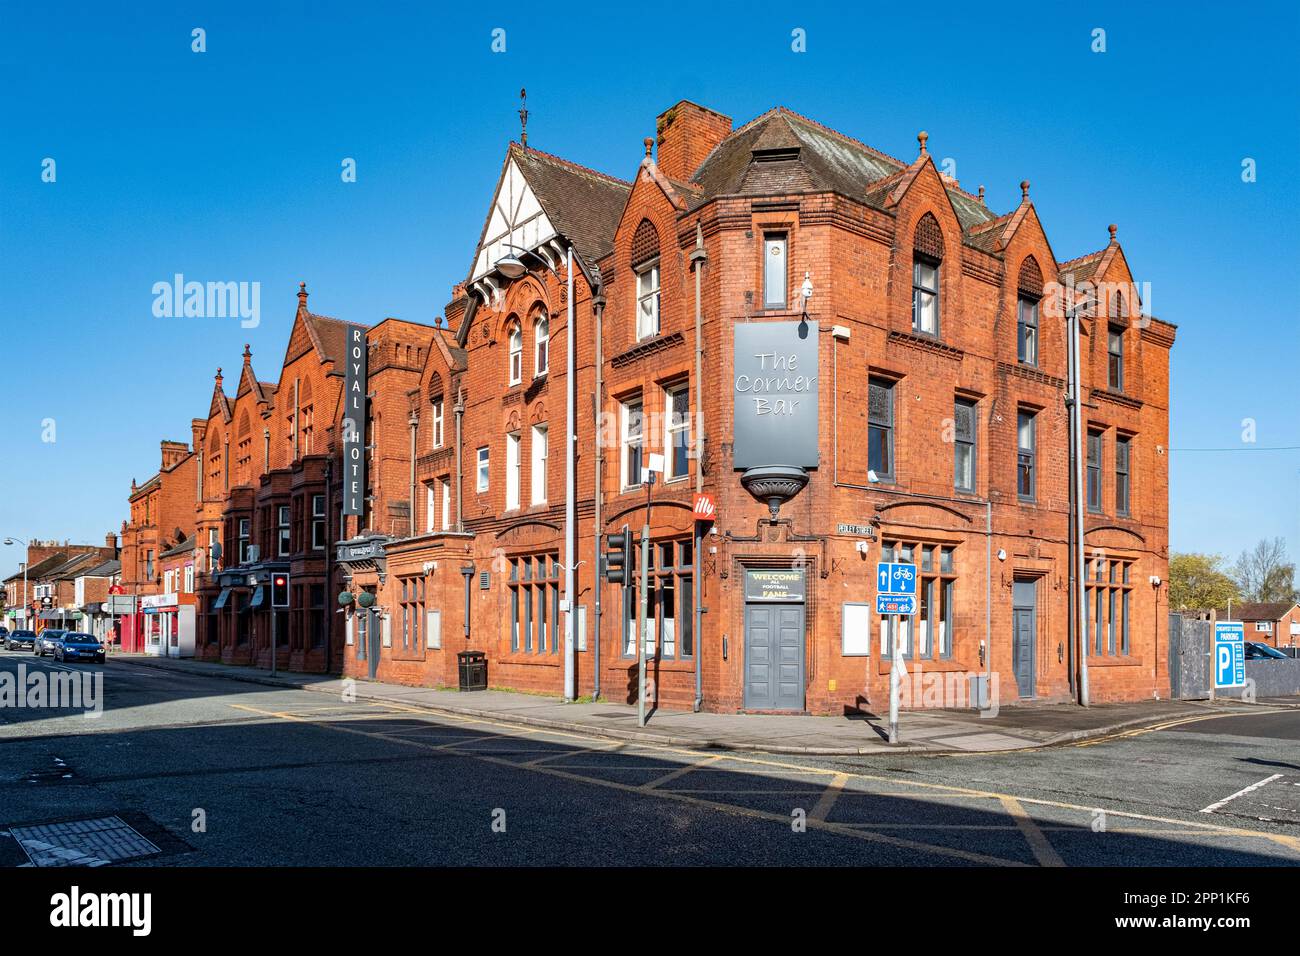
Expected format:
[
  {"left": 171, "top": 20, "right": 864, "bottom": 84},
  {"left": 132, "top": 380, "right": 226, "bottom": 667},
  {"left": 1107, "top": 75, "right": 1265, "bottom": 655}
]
[{"left": 732, "top": 321, "right": 819, "bottom": 469}]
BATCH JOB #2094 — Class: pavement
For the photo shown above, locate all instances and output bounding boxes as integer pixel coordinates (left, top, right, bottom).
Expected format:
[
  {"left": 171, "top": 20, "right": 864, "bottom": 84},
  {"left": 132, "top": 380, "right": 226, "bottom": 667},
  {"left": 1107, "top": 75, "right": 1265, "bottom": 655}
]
[
  {"left": 106, "top": 653, "right": 1241, "bottom": 755},
  {"left": 2, "top": 650, "right": 1298, "bottom": 867}
]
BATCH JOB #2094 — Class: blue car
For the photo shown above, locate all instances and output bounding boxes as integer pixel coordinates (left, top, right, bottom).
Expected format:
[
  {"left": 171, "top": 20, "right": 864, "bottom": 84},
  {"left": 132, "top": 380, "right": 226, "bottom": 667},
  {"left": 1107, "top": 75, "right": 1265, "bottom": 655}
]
[
  {"left": 54, "top": 632, "right": 106, "bottom": 664},
  {"left": 5, "top": 629, "right": 36, "bottom": 650}
]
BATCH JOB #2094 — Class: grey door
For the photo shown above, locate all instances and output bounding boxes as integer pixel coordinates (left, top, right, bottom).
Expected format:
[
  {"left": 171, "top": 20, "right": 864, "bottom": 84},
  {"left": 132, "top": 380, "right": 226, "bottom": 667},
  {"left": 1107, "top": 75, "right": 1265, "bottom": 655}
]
[
  {"left": 744, "top": 603, "right": 805, "bottom": 710},
  {"left": 367, "top": 609, "right": 380, "bottom": 679},
  {"left": 1012, "top": 580, "right": 1037, "bottom": 698}
]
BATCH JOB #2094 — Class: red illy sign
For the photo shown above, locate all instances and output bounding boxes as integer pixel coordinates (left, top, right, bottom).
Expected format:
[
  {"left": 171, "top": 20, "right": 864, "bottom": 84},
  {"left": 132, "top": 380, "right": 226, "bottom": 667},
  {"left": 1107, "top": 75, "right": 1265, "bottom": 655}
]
[{"left": 693, "top": 493, "right": 716, "bottom": 521}]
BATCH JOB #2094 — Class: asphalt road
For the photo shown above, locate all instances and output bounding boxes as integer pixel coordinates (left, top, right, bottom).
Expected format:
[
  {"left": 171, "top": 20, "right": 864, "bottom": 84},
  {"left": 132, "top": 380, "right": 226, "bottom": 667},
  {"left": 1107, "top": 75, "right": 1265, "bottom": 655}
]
[{"left": 0, "top": 649, "right": 1297, "bottom": 866}]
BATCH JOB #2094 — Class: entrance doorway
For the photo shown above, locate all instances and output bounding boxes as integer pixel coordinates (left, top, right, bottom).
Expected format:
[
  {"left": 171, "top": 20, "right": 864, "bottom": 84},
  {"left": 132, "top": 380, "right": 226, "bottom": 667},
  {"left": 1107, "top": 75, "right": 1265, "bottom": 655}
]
[
  {"left": 742, "top": 568, "right": 807, "bottom": 711},
  {"left": 1011, "top": 578, "right": 1038, "bottom": 698}
]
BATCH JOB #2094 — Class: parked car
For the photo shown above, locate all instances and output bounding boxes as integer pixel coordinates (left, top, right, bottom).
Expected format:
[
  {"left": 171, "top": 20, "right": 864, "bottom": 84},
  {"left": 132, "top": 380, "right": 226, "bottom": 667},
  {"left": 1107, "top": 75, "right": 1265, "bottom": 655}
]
[
  {"left": 5, "top": 629, "right": 37, "bottom": 650},
  {"left": 54, "top": 632, "right": 105, "bottom": 664},
  {"left": 1245, "top": 641, "right": 1289, "bottom": 661},
  {"left": 34, "top": 629, "right": 67, "bottom": 657},
  {"left": 0, "top": 626, "right": 7, "bottom": 640}
]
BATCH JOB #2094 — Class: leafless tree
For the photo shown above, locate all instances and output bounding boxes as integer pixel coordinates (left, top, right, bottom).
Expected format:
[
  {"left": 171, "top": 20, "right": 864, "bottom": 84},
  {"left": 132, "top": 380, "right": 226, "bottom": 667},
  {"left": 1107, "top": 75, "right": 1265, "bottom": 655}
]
[{"left": 1233, "top": 537, "right": 1298, "bottom": 604}]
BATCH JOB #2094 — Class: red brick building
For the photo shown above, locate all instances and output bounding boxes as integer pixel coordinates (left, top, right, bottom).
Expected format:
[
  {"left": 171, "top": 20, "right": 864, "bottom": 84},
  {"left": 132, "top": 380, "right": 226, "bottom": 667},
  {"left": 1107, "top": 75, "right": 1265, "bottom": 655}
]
[
  {"left": 161, "top": 100, "right": 1175, "bottom": 716},
  {"left": 119, "top": 439, "right": 197, "bottom": 651},
  {"left": 328, "top": 100, "right": 1175, "bottom": 714}
]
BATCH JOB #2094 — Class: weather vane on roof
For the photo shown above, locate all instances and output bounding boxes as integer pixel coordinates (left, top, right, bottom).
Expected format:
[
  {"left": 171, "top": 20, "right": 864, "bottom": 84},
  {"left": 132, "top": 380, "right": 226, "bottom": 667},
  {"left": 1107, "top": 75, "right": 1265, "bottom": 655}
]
[{"left": 519, "top": 88, "right": 528, "bottom": 149}]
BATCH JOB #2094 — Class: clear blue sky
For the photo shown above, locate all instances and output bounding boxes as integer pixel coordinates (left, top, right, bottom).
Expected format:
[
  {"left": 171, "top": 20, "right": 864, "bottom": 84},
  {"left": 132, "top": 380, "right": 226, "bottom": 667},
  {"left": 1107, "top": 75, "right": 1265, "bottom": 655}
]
[{"left": 2, "top": 1, "right": 1297, "bottom": 578}]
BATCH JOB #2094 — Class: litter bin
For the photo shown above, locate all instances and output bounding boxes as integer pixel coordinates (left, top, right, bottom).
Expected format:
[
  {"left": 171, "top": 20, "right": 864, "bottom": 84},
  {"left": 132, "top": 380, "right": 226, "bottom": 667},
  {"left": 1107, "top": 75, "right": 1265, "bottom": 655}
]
[{"left": 457, "top": 650, "right": 488, "bottom": 692}]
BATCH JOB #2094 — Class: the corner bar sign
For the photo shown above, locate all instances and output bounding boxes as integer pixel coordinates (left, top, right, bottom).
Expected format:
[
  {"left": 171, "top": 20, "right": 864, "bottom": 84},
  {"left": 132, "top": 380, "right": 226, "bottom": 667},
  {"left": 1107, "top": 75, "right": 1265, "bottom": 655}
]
[
  {"left": 744, "top": 569, "right": 805, "bottom": 602},
  {"left": 342, "top": 324, "right": 367, "bottom": 516},
  {"left": 732, "top": 321, "right": 819, "bottom": 469}
]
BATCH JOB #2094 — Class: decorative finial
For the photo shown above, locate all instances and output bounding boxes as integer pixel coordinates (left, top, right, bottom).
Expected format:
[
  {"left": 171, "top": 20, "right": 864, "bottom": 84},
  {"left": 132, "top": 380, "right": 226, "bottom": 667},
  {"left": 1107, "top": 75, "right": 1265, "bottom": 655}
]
[
  {"left": 215, "top": 367, "right": 223, "bottom": 381},
  {"left": 518, "top": 88, "right": 528, "bottom": 148},
  {"left": 242, "top": 344, "right": 251, "bottom": 364},
  {"left": 917, "top": 130, "right": 928, "bottom": 156},
  {"left": 298, "top": 282, "right": 308, "bottom": 310},
  {"left": 644, "top": 137, "right": 654, "bottom": 159},
  {"left": 1020, "top": 180, "right": 1031, "bottom": 200},
  {"left": 1108, "top": 223, "right": 1117, "bottom": 242},
  {"left": 978, "top": 185, "right": 985, "bottom": 203}
]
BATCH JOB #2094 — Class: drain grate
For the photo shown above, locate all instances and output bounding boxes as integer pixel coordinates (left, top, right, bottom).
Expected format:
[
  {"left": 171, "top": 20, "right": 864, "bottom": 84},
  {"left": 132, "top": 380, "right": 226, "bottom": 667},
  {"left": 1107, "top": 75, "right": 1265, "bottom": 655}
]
[{"left": 10, "top": 816, "right": 161, "bottom": 867}]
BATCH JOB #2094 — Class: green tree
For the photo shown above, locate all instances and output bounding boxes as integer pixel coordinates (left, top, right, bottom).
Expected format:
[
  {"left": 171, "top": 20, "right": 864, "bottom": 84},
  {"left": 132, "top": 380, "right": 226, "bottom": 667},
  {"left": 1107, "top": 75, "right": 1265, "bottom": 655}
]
[{"left": 1168, "top": 552, "right": 1240, "bottom": 611}]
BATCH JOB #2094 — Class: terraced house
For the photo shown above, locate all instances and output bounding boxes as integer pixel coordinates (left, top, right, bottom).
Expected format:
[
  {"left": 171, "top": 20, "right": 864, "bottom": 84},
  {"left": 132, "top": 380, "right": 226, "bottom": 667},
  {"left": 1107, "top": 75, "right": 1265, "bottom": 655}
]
[{"left": 170, "top": 99, "right": 1174, "bottom": 716}]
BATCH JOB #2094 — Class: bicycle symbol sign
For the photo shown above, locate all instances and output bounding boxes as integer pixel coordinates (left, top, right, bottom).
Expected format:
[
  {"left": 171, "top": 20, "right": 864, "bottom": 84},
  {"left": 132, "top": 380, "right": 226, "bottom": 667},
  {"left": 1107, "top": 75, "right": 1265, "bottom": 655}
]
[{"left": 877, "top": 562, "right": 917, "bottom": 595}]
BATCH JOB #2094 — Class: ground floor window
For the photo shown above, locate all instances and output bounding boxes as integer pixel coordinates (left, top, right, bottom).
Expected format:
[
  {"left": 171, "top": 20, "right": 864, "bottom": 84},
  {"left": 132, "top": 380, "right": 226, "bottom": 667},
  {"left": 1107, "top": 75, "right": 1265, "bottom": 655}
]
[
  {"left": 1085, "top": 557, "right": 1132, "bottom": 655},
  {"left": 509, "top": 554, "right": 559, "bottom": 654},
  {"left": 880, "top": 540, "right": 956, "bottom": 659},
  {"left": 399, "top": 577, "right": 425, "bottom": 652},
  {"left": 622, "top": 537, "right": 693, "bottom": 659}
]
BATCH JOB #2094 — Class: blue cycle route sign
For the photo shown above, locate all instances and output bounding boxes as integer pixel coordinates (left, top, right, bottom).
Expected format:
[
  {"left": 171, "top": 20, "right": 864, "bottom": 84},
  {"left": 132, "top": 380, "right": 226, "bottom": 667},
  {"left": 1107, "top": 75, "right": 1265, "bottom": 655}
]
[
  {"left": 1213, "top": 621, "right": 1245, "bottom": 689},
  {"left": 876, "top": 562, "right": 917, "bottom": 596}
]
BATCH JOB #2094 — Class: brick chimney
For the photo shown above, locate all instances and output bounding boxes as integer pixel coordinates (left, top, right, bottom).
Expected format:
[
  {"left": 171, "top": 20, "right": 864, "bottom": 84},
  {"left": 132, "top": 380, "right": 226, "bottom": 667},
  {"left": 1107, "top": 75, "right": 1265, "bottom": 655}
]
[
  {"left": 105, "top": 531, "right": 118, "bottom": 554},
  {"left": 655, "top": 100, "right": 732, "bottom": 182},
  {"left": 161, "top": 439, "right": 189, "bottom": 471}
]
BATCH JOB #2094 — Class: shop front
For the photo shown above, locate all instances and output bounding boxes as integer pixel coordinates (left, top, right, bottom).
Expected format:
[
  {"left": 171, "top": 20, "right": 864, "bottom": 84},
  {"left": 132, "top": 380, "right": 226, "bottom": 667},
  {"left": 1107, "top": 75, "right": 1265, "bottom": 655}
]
[{"left": 140, "top": 592, "right": 195, "bottom": 657}]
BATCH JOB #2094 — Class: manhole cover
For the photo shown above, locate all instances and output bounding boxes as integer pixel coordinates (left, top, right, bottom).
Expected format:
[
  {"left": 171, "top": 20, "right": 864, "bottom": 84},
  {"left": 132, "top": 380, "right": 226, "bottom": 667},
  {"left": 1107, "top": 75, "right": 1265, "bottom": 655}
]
[{"left": 10, "top": 816, "right": 162, "bottom": 867}]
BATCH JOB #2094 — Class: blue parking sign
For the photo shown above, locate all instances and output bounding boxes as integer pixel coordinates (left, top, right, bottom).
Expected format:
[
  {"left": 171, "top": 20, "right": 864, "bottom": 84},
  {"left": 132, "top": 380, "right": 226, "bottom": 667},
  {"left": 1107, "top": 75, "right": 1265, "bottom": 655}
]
[{"left": 1213, "top": 621, "right": 1245, "bottom": 689}]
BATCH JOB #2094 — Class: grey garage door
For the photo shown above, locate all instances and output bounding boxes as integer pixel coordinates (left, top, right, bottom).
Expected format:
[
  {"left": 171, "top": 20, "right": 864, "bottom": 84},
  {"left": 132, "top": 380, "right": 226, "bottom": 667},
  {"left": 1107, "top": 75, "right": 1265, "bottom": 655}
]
[{"left": 744, "top": 603, "right": 805, "bottom": 711}]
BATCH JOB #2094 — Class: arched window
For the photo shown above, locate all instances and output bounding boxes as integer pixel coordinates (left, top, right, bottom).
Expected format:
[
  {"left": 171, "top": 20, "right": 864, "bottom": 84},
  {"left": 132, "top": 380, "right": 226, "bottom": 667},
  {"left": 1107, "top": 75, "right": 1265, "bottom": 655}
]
[
  {"left": 631, "top": 219, "right": 661, "bottom": 340},
  {"left": 507, "top": 321, "right": 522, "bottom": 385},
  {"left": 1016, "top": 257, "right": 1043, "bottom": 366},
  {"left": 534, "top": 312, "right": 549, "bottom": 377},
  {"left": 911, "top": 212, "right": 943, "bottom": 336}
]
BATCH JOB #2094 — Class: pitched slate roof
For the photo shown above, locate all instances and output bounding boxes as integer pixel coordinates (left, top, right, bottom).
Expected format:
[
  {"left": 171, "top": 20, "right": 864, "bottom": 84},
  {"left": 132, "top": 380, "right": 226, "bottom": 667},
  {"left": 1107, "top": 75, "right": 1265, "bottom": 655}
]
[
  {"left": 3, "top": 552, "right": 69, "bottom": 583},
  {"left": 508, "top": 142, "right": 632, "bottom": 269},
  {"left": 159, "top": 537, "right": 195, "bottom": 559},
  {"left": 81, "top": 559, "right": 121, "bottom": 577},
  {"left": 687, "top": 107, "right": 997, "bottom": 231},
  {"left": 303, "top": 311, "right": 354, "bottom": 370}
]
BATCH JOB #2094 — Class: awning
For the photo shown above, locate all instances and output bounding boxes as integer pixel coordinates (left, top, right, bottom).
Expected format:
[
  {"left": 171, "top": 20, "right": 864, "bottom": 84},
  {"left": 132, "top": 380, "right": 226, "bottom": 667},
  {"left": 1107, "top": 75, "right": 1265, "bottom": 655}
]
[
  {"left": 249, "top": 585, "right": 266, "bottom": 610},
  {"left": 39, "top": 610, "right": 81, "bottom": 621},
  {"left": 210, "top": 587, "right": 232, "bottom": 611}
]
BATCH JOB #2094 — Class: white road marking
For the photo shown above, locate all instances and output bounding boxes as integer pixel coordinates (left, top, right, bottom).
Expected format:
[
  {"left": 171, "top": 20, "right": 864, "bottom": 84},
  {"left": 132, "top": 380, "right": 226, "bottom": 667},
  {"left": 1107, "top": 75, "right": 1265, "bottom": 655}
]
[{"left": 1201, "top": 774, "right": 1283, "bottom": 813}]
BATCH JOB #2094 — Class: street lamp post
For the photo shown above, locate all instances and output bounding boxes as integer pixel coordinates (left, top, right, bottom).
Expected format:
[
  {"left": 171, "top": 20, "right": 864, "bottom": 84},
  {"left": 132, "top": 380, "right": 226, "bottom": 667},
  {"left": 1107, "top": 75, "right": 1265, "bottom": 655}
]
[{"left": 3, "top": 537, "right": 28, "bottom": 633}]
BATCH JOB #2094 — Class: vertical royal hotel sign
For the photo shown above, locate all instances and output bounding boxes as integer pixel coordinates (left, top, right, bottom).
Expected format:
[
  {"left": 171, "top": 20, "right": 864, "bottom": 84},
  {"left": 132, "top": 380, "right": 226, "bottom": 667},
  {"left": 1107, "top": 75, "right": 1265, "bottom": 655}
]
[{"left": 342, "top": 325, "right": 367, "bottom": 516}]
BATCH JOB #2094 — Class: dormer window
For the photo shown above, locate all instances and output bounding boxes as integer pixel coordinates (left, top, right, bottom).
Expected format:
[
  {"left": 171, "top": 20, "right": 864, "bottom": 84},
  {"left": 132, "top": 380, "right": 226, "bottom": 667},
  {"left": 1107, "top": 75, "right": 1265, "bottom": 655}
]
[
  {"left": 534, "top": 312, "right": 549, "bottom": 377},
  {"left": 911, "top": 213, "right": 943, "bottom": 337},
  {"left": 1107, "top": 326, "right": 1124, "bottom": 391},
  {"left": 507, "top": 322, "right": 522, "bottom": 385},
  {"left": 431, "top": 397, "right": 444, "bottom": 449}
]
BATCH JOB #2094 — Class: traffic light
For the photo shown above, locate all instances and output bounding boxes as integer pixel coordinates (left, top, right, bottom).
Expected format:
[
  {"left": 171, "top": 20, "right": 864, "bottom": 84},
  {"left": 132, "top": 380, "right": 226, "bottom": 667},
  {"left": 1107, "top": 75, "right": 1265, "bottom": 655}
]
[
  {"left": 271, "top": 573, "right": 290, "bottom": 609},
  {"left": 603, "top": 527, "right": 631, "bottom": 585}
]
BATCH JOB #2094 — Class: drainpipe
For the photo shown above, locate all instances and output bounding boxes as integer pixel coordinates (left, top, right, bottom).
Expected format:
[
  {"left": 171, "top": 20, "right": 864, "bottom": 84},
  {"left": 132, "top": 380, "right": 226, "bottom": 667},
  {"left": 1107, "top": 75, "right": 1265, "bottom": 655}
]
[
  {"left": 563, "top": 246, "right": 577, "bottom": 701},
  {"left": 324, "top": 458, "right": 333, "bottom": 674},
  {"left": 1069, "top": 303, "right": 1091, "bottom": 705},
  {"left": 689, "top": 224, "right": 708, "bottom": 712},
  {"left": 293, "top": 378, "right": 300, "bottom": 460},
  {"left": 263, "top": 428, "right": 270, "bottom": 475},
  {"left": 408, "top": 410, "right": 418, "bottom": 537},
  {"left": 454, "top": 386, "right": 465, "bottom": 532},
  {"left": 591, "top": 290, "right": 605, "bottom": 701}
]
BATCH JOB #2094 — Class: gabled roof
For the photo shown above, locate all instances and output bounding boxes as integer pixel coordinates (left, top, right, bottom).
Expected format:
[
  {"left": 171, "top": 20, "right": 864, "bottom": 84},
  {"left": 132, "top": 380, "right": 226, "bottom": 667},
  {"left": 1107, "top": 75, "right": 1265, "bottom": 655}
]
[
  {"left": 208, "top": 371, "right": 232, "bottom": 423},
  {"left": 159, "top": 536, "right": 195, "bottom": 559},
  {"left": 48, "top": 552, "right": 102, "bottom": 581},
  {"left": 509, "top": 143, "right": 632, "bottom": 268},
  {"left": 1215, "top": 602, "right": 1299, "bottom": 622},
  {"left": 3, "top": 552, "right": 69, "bottom": 583},
  {"left": 80, "top": 559, "right": 121, "bottom": 577}
]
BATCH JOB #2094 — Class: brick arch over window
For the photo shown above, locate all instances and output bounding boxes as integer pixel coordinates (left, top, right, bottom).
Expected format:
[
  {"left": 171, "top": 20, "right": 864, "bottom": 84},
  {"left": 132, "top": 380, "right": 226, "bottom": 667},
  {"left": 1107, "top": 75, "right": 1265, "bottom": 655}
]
[
  {"left": 237, "top": 410, "right": 251, "bottom": 438},
  {"left": 1017, "top": 256, "right": 1044, "bottom": 298},
  {"left": 631, "top": 219, "right": 660, "bottom": 268},
  {"left": 426, "top": 371, "right": 444, "bottom": 403},
  {"left": 913, "top": 212, "right": 945, "bottom": 260}
]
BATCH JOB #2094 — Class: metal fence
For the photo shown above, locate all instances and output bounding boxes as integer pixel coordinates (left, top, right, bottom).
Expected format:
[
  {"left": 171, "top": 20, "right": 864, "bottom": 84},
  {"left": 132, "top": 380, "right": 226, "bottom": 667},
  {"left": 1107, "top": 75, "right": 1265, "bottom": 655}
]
[{"left": 1169, "top": 612, "right": 1300, "bottom": 699}]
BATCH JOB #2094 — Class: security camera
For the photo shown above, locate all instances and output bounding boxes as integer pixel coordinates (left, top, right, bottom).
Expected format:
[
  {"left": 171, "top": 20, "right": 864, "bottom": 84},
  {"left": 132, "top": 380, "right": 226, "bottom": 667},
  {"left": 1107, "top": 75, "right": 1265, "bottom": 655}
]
[
  {"left": 996, "top": 549, "right": 1007, "bottom": 561},
  {"left": 855, "top": 541, "right": 869, "bottom": 554},
  {"left": 801, "top": 271, "right": 813, "bottom": 301},
  {"left": 1149, "top": 575, "right": 1162, "bottom": 587}
]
